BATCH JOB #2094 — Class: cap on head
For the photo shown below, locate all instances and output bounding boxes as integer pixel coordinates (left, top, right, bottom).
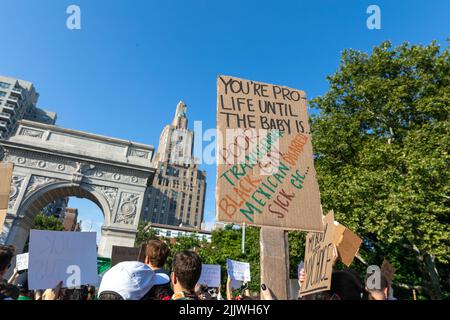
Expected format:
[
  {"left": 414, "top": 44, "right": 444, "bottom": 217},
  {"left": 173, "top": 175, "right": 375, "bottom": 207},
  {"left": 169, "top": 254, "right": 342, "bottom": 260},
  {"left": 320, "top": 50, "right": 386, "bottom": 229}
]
[{"left": 98, "top": 261, "right": 169, "bottom": 300}]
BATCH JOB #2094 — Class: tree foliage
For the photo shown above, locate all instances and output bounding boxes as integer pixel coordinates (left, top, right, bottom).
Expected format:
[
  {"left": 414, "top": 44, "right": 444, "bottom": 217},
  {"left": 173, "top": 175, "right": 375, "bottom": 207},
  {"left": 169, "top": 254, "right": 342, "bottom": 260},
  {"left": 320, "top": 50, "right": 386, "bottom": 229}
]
[
  {"left": 33, "top": 213, "right": 65, "bottom": 231},
  {"left": 310, "top": 40, "right": 450, "bottom": 299}
]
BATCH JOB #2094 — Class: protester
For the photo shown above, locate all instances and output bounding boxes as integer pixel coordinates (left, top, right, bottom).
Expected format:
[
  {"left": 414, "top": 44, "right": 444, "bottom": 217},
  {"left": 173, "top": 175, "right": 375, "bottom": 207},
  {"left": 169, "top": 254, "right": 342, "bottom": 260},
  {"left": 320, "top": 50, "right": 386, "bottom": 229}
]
[
  {"left": 322, "top": 270, "right": 364, "bottom": 300},
  {"left": 15, "top": 272, "right": 33, "bottom": 300},
  {"left": 365, "top": 272, "right": 389, "bottom": 300},
  {"left": 98, "top": 261, "right": 169, "bottom": 300},
  {"left": 0, "top": 245, "right": 18, "bottom": 300},
  {"left": 170, "top": 251, "right": 202, "bottom": 300},
  {"left": 195, "top": 284, "right": 212, "bottom": 300},
  {"left": 143, "top": 239, "right": 172, "bottom": 300}
]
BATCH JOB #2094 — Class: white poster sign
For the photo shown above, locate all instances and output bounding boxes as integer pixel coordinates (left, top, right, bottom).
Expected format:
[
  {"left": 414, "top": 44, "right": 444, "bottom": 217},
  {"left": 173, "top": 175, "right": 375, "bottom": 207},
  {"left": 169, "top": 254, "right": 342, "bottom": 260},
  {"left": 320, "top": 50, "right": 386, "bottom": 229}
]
[
  {"left": 198, "top": 264, "right": 221, "bottom": 288},
  {"left": 28, "top": 230, "right": 98, "bottom": 290},
  {"left": 16, "top": 252, "right": 29, "bottom": 271},
  {"left": 226, "top": 258, "right": 251, "bottom": 282}
]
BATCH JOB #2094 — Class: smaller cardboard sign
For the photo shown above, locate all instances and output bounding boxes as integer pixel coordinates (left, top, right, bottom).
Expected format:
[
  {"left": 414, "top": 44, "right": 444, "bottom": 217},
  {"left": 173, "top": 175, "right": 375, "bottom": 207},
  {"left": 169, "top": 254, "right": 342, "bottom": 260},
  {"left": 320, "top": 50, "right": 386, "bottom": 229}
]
[
  {"left": 111, "top": 243, "right": 146, "bottom": 267},
  {"left": 299, "top": 211, "right": 335, "bottom": 297},
  {"left": 16, "top": 252, "right": 29, "bottom": 271},
  {"left": 0, "top": 163, "right": 13, "bottom": 209},
  {"left": 381, "top": 259, "right": 395, "bottom": 285},
  {"left": 332, "top": 221, "right": 362, "bottom": 267},
  {"left": 198, "top": 264, "right": 221, "bottom": 288},
  {"left": 226, "top": 258, "right": 251, "bottom": 282},
  {"left": 0, "top": 209, "right": 6, "bottom": 234}
]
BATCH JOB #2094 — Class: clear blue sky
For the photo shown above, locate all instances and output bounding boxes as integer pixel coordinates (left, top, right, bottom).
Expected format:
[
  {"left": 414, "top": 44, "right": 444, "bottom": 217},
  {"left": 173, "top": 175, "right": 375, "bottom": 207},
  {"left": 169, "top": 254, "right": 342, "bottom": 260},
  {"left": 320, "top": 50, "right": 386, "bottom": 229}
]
[{"left": 1, "top": 0, "right": 449, "bottom": 234}]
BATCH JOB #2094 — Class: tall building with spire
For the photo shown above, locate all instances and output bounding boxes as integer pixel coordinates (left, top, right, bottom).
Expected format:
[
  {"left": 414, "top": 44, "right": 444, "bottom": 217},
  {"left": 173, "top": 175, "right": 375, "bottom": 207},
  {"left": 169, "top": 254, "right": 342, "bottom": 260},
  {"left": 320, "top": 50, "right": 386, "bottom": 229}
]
[{"left": 142, "top": 101, "right": 206, "bottom": 229}]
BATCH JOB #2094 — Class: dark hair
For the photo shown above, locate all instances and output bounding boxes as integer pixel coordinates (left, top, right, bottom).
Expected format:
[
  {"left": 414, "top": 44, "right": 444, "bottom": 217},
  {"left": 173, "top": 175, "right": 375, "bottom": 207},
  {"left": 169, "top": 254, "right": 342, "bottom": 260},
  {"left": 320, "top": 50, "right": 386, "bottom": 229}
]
[
  {"left": 98, "top": 291, "right": 124, "bottom": 300},
  {"left": 329, "top": 270, "right": 363, "bottom": 300},
  {"left": 146, "top": 240, "right": 170, "bottom": 268},
  {"left": 172, "top": 251, "right": 202, "bottom": 291},
  {"left": 0, "top": 281, "right": 20, "bottom": 300},
  {"left": 0, "top": 245, "right": 15, "bottom": 272}
]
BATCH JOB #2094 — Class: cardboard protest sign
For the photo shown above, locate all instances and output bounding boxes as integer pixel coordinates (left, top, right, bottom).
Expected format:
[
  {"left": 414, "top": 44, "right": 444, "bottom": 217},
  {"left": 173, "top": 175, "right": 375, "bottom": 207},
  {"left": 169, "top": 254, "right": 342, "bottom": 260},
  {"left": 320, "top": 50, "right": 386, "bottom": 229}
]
[
  {"left": 28, "top": 230, "right": 98, "bottom": 290},
  {"left": 216, "top": 75, "right": 323, "bottom": 231},
  {"left": 332, "top": 221, "right": 362, "bottom": 267},
  {"left": 198, "top": 264, "right": 221, "bottom": 288},
  {"left": 0, "top": 163, "right": 14, "bottom": 233},
  {"left": 381, "top": 259, "right": 395, "bottom": 285},
  {"left": 111, "top": 243, "right": 146, "bottom": 267},
  {"left": 299, "top": 211, "right": 335, "bottom": 297},
  {"left": 226, "top": 258, "right": 251, "bottom": 282},
  {"left": 16, "top": 252, "right": 29, "bottom": 271}
]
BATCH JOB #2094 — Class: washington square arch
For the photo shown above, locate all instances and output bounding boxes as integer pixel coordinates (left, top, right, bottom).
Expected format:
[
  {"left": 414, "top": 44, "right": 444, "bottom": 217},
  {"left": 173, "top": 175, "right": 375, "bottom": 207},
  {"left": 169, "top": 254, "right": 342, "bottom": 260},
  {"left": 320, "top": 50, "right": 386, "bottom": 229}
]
[{"left": 0, "top": 120, "right": 155, "bottom": 258}]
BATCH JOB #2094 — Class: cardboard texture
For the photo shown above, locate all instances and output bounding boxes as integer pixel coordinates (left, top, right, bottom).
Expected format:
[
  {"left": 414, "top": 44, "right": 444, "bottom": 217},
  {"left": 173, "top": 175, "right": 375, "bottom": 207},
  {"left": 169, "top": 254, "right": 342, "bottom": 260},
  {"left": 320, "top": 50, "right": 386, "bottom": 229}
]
[
  {"left": 332, "top": 222, "right": 362, "bottom": 267},
  {"left": 216, "top": 75, "right": 323, "bottom": 232},
  {"left": 260, "top": 227, "right": 289, "bottom": 299},
  {"left": 299, "top": 211, "right": 335, "bottom": 297},
  {"left": 0, "top": 162, "right": 13, "bottom": 209},
  {"left": 111, "top": 244, "right": 146, "bottom": 267},
  {"left": 0, "top": 209, "right": 6, "bottom": 234},
  {"left": 381, "top": 259, "right": 395, "bottom": 284}
]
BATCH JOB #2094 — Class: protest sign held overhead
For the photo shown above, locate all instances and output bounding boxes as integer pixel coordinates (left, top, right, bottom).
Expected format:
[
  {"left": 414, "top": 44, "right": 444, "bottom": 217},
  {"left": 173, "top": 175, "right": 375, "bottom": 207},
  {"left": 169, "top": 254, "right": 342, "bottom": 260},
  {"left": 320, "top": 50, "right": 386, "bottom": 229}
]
[
  {"left": 28, "top": 230, "right": 98, "bottom": 290},
  {"left": 332, "top": 221, "right": 362, "bottom": 267},
  {"left": 299, "top": 211, "right": 335, "bottom": 297},
  {"left": 226, "top": 258, "right": 251, "bottom": 282},
  {"left": 16, "top": 252, "right": 29, "bottom": 271},
  {"left": 198, "top": 264, "right": 221, "bottom": 288},
  {"left": 216, "top": 75, "right": 323, "bottom": 231}
]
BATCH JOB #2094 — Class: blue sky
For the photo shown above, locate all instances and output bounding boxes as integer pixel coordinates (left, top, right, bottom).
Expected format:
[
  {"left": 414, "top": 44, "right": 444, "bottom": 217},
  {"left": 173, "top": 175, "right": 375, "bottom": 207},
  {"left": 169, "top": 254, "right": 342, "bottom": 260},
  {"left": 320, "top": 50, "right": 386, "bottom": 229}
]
[{"left": 1, "top": 0, "right": 449, "bottom": 236}]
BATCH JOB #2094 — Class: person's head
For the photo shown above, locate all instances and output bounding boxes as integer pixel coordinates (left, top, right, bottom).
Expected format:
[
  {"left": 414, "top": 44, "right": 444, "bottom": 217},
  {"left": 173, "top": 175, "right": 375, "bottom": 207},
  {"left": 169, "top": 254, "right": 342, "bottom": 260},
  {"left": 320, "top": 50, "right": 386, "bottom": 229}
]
[
  {"left": 318, "top": 270, "right": 363, "bottom": 300},
  {"left": 365, "top": 272, "right": 389, "bottom": 300},
  {"left": 86, "top": 285, "right": 96, "bottom": 300},
  {"left": 0, "top": 281, "right": 19, "bottom": 300},
  {"left": 0, "top": 245, "right": 15, "bottom": 278},
  {"left": 171, "top": 251, "right": 202, "bottom": 293},
  {"left": 367, "top": 289, "right": 387, "bottom": 300},
  {"left": 98, "top": 261, "right": 169, "bottom": 300},
  {"left": 145, "top": 240, "right": 170, "bottom": 269}
]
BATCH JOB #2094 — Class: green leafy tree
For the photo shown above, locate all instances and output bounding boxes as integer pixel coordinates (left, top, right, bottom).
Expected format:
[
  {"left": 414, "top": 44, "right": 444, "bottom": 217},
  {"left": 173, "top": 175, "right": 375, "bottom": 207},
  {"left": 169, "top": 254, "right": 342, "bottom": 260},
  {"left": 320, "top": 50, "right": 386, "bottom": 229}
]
[
  {"left": 310, "top": 41, "right": 450, "bottom": 299},
  {"left": 135, "top": 221, "right": 158, "bottom": 246},
  {"left": 33, "top": 213, "right": 65, "bottom": 231}
]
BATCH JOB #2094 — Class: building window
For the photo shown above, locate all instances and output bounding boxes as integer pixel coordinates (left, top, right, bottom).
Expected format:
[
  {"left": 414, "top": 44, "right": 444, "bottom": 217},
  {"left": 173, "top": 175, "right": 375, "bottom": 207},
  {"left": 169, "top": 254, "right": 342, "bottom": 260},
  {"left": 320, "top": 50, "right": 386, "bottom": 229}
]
[
  {"left": 0, "top": 82, "right": 10, "bottom": 89},
  {"left": 0, "top": 91, "right": 7, "bottom": 97}
]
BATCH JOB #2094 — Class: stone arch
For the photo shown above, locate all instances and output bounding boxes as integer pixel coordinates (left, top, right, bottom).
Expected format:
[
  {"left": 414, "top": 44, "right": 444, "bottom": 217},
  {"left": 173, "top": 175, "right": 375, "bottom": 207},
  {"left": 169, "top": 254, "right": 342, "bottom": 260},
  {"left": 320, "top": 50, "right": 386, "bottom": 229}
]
[{"left": 17, "top": 181, "right": 111, "bottom": 228}]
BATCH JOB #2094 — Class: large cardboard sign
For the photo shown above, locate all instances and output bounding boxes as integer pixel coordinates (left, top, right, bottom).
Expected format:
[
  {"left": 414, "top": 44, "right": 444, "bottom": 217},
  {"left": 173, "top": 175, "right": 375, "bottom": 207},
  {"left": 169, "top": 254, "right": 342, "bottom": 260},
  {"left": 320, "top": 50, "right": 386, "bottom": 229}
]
[
  {"left": 332, "top": 221, "right": 362, "bottom": 267},
  {"left": 111, "top": 243, "right": 146, "bottom": 267},
  {"left": 216, "top": 75, "right": 323, "bottom": 231},
  {"left": 198, "top": 264, "right": 221, "bottom": 288},
  {"left": 0, "top": 163, "right": 13, "bottom": 233},
  {"left": 226, "top": 258, "right": 251, "bottom": 282},
  {"left": 299, "top": 211, "right": 335, "bottom": 297},
  {"left": 28, "top": 230, "right": 98, "bottom": 290}
]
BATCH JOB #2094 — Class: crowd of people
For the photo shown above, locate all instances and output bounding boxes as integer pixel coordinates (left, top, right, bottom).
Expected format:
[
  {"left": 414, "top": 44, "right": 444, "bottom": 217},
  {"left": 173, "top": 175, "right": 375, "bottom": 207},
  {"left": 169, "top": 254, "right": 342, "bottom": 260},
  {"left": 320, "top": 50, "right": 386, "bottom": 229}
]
[{"left": 0, "top": 240, "right": 393, "bottom": 301}]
